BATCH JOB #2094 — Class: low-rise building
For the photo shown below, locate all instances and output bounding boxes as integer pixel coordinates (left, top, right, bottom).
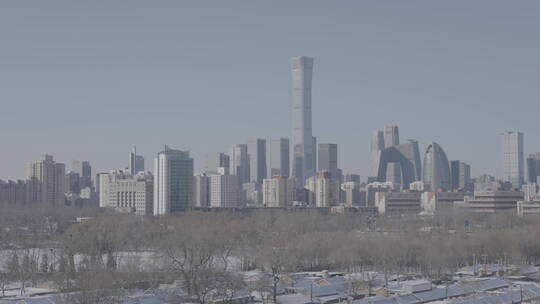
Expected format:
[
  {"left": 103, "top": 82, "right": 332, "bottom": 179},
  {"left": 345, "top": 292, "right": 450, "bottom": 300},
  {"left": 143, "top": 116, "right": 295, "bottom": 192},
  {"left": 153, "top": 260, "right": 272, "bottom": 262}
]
[
  {"left": 517, "top": 200, "right": 540, "bottom": 216},
  {"left": 99, "top": 171, "right": 153, "bottom": 215},
  {"left": 421, "top": 191, "right": 470, "bottom": 215},
  {"left": 375, "top": 192, "right": 422, "bottom": 215},
  {"left": 455, "top": 191, "right": 524, "bottom": 213}
]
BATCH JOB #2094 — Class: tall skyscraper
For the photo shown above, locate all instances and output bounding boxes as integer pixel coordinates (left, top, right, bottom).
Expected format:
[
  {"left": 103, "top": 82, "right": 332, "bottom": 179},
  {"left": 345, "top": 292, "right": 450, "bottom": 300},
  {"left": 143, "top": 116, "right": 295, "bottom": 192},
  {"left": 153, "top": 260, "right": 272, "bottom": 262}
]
[
  {"left": 501, "top": 131, "right": 524, "bottom": 188},
  {"left": 72, "top": 160, "right": 92, "bottom": 189},
  {"left": 230, "top": 144, "right": 250, "bottom": 184},
  {"left": 27, "top": 155, "right": 66, "bottom": 205},
  {"left": 269, "top": 138, "right": 290, "bottom": 178},
  {"left": 129, "top": 147, "right": 145, "bottom": 175},
  {"left": 204, "top": 152, "right": 230, "bottom": 174},
  {"left": 247, "top": 138, "right": 267, "bottom": 184},
  {"left": 153, "top": 146, "right": 194, "bottom": 215},
  {"left": 384, "top": 125, "right": 401, "bottom": 184},
  {"left": 318, "top": 143, "right": 339, "bottom": 180},
  {"left": 291, "top": 56, "right": 315, "bottom": 187}
]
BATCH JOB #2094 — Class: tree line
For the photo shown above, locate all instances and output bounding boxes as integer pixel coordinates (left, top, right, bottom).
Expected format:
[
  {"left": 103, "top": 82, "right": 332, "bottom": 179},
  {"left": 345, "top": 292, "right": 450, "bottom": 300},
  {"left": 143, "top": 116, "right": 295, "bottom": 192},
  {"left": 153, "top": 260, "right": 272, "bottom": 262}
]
[{"left": 1, "top": 205, "right": 540, "bottom": 303}]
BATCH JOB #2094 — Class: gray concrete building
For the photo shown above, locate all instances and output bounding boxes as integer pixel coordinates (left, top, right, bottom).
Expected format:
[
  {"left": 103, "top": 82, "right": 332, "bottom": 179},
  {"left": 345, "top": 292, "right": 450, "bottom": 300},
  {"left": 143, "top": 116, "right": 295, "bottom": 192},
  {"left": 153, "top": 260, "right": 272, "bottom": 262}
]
[
  {"left": 28, "top": 155, "right": 66, "bottom": 206},
  {"left": 209, "top": 168, "right": 240, "bottom": 208}
]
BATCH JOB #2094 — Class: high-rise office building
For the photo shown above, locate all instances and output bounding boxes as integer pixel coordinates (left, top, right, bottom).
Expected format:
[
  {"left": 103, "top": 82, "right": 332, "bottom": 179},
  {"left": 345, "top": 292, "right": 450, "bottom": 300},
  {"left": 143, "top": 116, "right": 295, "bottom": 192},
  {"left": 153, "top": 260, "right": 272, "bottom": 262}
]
[
  {"left": 450, "top": 160, "right": 472, "bottom": 191},
  {"left": 193, "top": 174, "right": 210, "bottom": 208},
  {"left": 129, "top": 147, "right": 145, "bottom": 175},
  {"left": 262, "top": 176, "right": 295, "bottom": 207},
  {"left": 422, "top": 142, "right": 452, "bottom": 192},
  {"left": 230, "top": 144, "right": 250, "bottom": 184},
  {"left": 27, "top": 155, "right": 66, "bottom": 206},
  {"left": 66, "top": 171, "right": 81, "bottom": 194},
  {"left": 209, "top": 169, "right": 240, "bottom": 208},
  {"left": 318, "top": 143, "right": 340, "bottom": 180},
  {"left": 204, "top": 152, "right": 230, "bottom": 174},
  {"left": 153, "top": 146, "right": 194, "bottom": 215},
  {"left": 384, "top": 125, "right": 401, "bottom": 184},
  {"left": 291, "top": 56, "right": 315, "bottom": 187},
  {"left": 526, "top": 153, "right": 540, "bottom": 184},
  {"left": 269, "top": 138, "right": 290, "bottom": 178},
  {"left": 72, "top": 160, "right": 92, "bottom": 189},
  {"left": 247, "top": 138, "right": 267, "bottom": 184},
  {"left": 370, "top": 130, "right": 385, "bottom": 178},
  {"left": 501, "top": 131, "right": 524, "bottom": 188}
]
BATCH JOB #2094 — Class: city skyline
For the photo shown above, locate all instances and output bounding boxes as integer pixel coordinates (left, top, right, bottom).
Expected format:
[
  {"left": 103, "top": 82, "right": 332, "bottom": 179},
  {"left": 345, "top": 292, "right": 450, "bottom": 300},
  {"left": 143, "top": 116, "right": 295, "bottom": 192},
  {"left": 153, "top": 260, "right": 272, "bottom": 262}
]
[{"left": 2, "top": 1, "right": 540, "bottom": 179}]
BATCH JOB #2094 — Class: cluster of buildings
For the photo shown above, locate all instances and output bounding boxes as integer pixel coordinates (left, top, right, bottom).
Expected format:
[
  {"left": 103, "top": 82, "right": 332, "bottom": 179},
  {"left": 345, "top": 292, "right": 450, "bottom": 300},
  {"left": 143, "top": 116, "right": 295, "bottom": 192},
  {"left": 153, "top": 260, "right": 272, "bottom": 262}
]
[{"left": 1, "top": 57, "right": 540, "bottom": 219}]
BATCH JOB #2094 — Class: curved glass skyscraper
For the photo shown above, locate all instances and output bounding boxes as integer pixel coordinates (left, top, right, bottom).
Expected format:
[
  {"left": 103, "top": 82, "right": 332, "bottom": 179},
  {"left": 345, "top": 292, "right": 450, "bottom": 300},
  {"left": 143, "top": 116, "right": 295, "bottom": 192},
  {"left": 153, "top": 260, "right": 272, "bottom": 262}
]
[{"left": 422, "top": 142, "right": 452, "bottom": 191}]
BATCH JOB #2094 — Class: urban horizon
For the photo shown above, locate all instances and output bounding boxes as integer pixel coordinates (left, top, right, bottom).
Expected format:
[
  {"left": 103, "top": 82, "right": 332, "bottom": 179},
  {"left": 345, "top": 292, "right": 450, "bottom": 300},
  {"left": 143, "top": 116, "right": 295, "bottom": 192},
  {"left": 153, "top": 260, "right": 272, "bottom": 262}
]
[{"left": 3, "top": 2, "right": 540, "bottom": 180}]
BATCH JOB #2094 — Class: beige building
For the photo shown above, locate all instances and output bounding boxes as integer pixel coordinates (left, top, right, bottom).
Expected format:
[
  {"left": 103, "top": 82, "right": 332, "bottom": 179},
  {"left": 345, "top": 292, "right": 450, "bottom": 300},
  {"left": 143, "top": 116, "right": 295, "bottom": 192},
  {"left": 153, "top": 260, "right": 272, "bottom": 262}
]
[
  {"left": 421, "top": 191, "right": 470, "bottom": 215},
  {"left": 99, "top": 171, "right": 153, "bottom": 215},
  {"left": 262, "top": 176, "right": 295, "bottom": 207},
  {"left": 210, "top": 167, "right": 240, "bottom": 208},
  {"left": 455, "top": 191, "right": 524, "bottom": 213},
  {"left": 306, "top": 171, "right": 340, "bottom": 207},
  {"left": 27, "top": 155, "right": 66, "bottom": 206},
  {"left": 375, "top": 192, "right": 422, "bottom": 215}
]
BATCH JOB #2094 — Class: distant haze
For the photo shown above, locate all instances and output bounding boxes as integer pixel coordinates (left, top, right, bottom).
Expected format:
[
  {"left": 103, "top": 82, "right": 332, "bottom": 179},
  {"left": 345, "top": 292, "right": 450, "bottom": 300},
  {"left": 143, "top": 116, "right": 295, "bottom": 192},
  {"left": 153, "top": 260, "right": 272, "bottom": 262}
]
[{"left": 1, "top": 1, "right": 540, "bottom": 180}]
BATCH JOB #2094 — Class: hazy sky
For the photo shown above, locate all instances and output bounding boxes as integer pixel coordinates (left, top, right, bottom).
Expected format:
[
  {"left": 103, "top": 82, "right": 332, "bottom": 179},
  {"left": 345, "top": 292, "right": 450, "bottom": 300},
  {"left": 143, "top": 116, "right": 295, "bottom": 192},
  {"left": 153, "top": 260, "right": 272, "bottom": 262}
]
[{"left": 1, "top": 1, "right": 540, "bottom": 180}]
